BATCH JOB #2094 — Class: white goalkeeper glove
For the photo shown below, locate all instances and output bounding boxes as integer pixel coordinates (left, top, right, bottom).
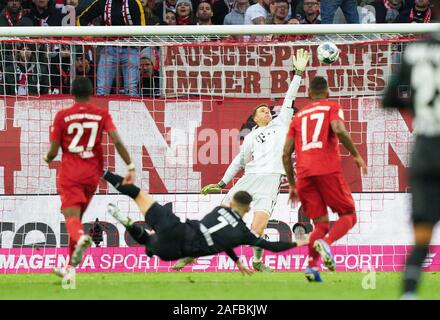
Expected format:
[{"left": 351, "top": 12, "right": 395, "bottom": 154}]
[{"left": 292, "top": 48, "right": 309, "bottom": 73}]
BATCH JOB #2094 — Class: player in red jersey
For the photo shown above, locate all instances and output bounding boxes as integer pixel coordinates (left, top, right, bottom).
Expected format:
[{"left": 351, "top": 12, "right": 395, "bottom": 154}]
[
  {"left": 44, "top": 77, "right": 135, "bottom": 279},
  {"left": 282, "top": 76, "right": 368, "bottom": 282}
]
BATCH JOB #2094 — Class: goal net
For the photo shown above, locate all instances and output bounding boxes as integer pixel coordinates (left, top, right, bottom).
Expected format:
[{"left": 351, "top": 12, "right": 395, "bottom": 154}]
[{"left": 0, "top": 25, "right": 439, "bottom": 274}]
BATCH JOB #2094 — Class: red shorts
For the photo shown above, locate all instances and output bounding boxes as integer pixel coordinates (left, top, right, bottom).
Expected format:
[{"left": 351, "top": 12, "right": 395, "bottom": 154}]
[
  {"left": 58, "top": 177, "right": 99, "bottom": 213},
  {"left": 296, "top": 172, "right": 355, "bottom": 220}
]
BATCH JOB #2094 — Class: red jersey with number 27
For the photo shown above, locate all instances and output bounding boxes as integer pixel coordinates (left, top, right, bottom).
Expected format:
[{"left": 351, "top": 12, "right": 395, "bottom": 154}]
[
  {"left": 287, "top": 99, "right": 345, "bottom": 178},
  {"left": 50, "top": 103, "right": 116, "bottom": 183}
]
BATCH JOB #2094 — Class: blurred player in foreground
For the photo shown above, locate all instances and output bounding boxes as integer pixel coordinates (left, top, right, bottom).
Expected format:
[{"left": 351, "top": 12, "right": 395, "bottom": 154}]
[
  {"left": 172, "top": 48, "right": 310, "bottom": 272},
  {"left": 282, "top": 76, "right": 367, "bottom": 282},
  {"left": 383, "top": 3, "right": 440, "bottom": 298},
  {"left": 44, "top": 77, "right": 135, "bottom": 280},
  {"left": 102, "top": 170, "right": 308, "bottom": 274}
]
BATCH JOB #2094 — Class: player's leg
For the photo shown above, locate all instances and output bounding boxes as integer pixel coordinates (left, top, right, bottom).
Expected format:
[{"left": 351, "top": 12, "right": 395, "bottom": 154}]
[
  {"left": 63, "top": 207, "right": 93, "bottom": 268},
  {"left": 248, "top": 174, "right": 282, "bottom": 272},
  {"left": 402, "top": 172, "right": 440, "bottom": 299},
  {"left": 107, "top": 203, "right": 151, "bottom": 245},
  {"left": 250, "top": 211, "right": 274, "bottom": 272},
  {"left": 102, "top": 170, "right": 155, "bottom": 214},
  {"left": 318, "top": 173, "right": 357, "bottom": 246},
  {"left": 297, "top": 176, "right": 330, "bottom": 280},
  {"left": 402, "top": 223, "right": 433, "bottom": 299}
]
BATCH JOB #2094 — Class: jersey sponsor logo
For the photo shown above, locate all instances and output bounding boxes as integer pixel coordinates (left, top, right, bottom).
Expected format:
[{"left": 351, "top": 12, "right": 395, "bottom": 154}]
[
  {"left": 63, "top": 113, "right": 102, "bottom": 123},
  {"left": 255, "top": 132, "right": 266, "bottom": 143},
  {"left": 296, "top": 105, "right": 330, "bottom": 118}
]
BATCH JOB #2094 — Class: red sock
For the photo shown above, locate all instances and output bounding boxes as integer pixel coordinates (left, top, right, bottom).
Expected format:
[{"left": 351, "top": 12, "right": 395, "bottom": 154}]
[
  {"left": 65, "top": 216, "right": 84, "bottom": 243},
  {"left": 324, "top": 213, "right": 357, "bottom": 245},
  {"left": 308, "top": 222, "right": 330, "bottom": 268},
  {"left": 67, "top": 237, "right": 76, "bottom": 267}
]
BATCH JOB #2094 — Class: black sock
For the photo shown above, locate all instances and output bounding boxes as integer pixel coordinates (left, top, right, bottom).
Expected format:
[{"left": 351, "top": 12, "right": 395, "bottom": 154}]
[
  {"left": 126, "top": 224, "right": 150, "bottom": 245},
  {"left": 403, "top": 244, "right": 429, "bottom": 294},
  {"left": 103, "top": 170, "right": 140, "bottom": 200}
]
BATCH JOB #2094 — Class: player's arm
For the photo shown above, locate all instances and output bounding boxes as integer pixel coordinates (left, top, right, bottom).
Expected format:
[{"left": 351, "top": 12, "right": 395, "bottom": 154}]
[
  {"left": 243, "top": 230, "right": 308, "bottom": 251},
  {"left": 44, "top": 141, "right": 61, "bottom": 163},
  {"left": 44, "top": 112, "right": 62, "bottom": 164},
  {"left": 330, "top": 120, "right": 368, "bottom": 175},
  {"left": 201, "top": 135, "right": 249, "bottom": 195},
  {"left": 224, "top": 248, "right": 253, "bottom": 276},
  {"left": 107, "top": 130, "right": 136, "bottom": 184},
  {"left": 282, "top": 132, "right": 298, "bottom": 204},
  {"left": 276, "top": 49, "right": 309, "bottom": 126}
]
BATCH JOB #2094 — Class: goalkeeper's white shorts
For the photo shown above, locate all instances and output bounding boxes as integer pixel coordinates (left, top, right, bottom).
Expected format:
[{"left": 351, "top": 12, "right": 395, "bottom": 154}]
[{"left": 221, "top": 173, "right": 283, "bottom": 216}]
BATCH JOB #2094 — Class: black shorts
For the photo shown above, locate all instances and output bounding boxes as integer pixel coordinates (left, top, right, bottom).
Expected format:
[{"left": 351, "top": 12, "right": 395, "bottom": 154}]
[
  {"left": 145, "top": 202, "right": 190, "bottom": 261},
  {"left": 409, "top": 137, "right": 440, "bottom": 224},
  {"left": 410, "top": 172, "right": 440, "bottom": 225}
]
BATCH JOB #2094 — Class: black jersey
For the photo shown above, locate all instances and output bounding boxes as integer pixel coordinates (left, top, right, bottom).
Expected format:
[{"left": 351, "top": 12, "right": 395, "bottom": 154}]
[
  {"left": 383, "top": 33, "right": 440, "bottom": 176},
  {"left": 184, "top": 206, "right": 297, "bottom": 261}
]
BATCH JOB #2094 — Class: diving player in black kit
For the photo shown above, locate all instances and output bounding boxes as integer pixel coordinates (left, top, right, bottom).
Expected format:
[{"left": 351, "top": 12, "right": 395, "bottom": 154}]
[{"left": 102, "top": 170, "right": 308, "bottom": 275}]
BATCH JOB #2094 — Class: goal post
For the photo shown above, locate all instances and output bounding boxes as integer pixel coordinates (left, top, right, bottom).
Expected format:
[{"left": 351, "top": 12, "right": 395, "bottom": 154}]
[{"left": 0, "top": 25, "right": 439, "bottom": 274}]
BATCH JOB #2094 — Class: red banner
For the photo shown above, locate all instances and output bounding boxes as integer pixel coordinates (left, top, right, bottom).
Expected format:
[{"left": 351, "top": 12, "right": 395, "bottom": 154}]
[
  {"left": 162, "top": 43, "right": 393, "bottom": 98},
  {"left": 0, "top": 95, "right": 411, "bottom": 194}
]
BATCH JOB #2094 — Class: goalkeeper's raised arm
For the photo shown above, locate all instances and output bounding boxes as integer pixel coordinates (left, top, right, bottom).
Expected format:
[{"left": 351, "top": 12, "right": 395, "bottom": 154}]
[{"left": 275, "top": 48, "right": 309, "bottom": 126}]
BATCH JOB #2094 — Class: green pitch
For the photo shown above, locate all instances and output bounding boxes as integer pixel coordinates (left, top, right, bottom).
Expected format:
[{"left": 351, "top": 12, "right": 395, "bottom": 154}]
[{"left": 0, "top": 272, "right": 438, "bottom": 300}]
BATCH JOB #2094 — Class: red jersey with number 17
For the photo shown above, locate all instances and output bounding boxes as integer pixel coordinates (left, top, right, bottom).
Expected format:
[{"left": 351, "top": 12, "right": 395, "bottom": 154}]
[
  {"left": 50, "top": 103, "right": 116, "bottom": 183},
  {"left": 287, "top": 99, "right": 345, "bottom": 178}
]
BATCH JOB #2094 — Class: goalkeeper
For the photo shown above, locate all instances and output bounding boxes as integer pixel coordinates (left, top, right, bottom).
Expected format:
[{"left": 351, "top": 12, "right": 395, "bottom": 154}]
[
  {"left": 103, "top": 170, "right": 308, "bottom": 275},
  {"left": 173, "top": 48, "right": 310, "bottom": 272}
]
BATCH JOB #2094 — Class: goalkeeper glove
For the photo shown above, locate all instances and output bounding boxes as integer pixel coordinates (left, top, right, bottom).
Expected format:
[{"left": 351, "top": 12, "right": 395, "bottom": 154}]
[
  {"left": 292, "top": 48, "right": 309, "bottom": 73},
  {"left": 201, "top": 182, "right": 224, "bottom": 195}
]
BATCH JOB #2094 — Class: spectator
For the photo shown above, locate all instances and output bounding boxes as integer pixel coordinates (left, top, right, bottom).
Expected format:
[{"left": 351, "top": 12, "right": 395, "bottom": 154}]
[
  {"left": 373, "top": 0, "right": 407, "bottom": 23},
  {"left": 140, "top": 0, "right": 161, "bottom": 24},
  {"left": 334, "top": 0, "right": 376, "bottom": 22},
  {"left": 4, "top": 43, "right": 50, "bottom": 95},
  {"left": 223, "top": 0, "right": 250, "bottom": 24},
  {"left": 154, "top": 0, "right": 177, "bottom": 23},
  {"left": 49, "top": 44, "right": 72, "bottom": 94},
  {"left": 396, "top": 0, "right": 433, "bottom": 22},
  {"left": 89, "top": 218, "right": 103, "bottom": 247},
  {"left": 288, "top": 16, "right": 300, "bottom": 22},
  {"left": 0, "top": 0, "right": 33, "bottom": 26},
  {"left": 25, "top": 0, "right": 64, "bottom": 26},
  {"left": 300, "top": 0, "right": 321, "bottom": 23},
  {"left": 212, "top": 0, "right": 235, "bottom": 24},
  {"left": 74, "top": 53, "right": 95, "bottom": 90},
  {"left": 175, "top": 0, "right": 195, "bottom": 24},
  {"left": 76, "top": 0, "right": 146, "bottom": 96},
  {"left": 244, "top": 0, "right": 272, "bottom": 24},
  {"left": 270, "top": 0, "right": 289, "bottom": 23},
  {"left": 196, "top": 0, "right": 213, "bottom": 24},
  {"left": 140, "top": 50, "right": 160, "bottom": 97},
  {"left": 164, "top": 9, "right": 177, "bottom": 24},
  {"left": 320, "top": 0, "right": 359, "bottom": 23}
]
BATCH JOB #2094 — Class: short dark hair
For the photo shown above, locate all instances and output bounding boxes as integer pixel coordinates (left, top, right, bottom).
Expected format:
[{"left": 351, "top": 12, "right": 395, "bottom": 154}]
[
  {"left": 252, "top": 103, "right": 269, "bottom": 120},
  {"left": 310, "top": 76, "right": 328, "bottom": 92},
  {"left": 233, "top": 191, "right": 253, "bottom": 206},
  {"left": 71, "top": 77, "right": 93, "bottom": 99}
]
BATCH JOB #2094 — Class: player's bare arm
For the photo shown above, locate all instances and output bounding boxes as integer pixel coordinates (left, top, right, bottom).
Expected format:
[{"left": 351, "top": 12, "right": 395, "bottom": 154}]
[
  {"left": 44, "top": 140, "right": 60, "bottom": 163},
  {"left": 282, "top": 135, "right": 298, "bottom": 204},
  {"left": 107, "top": 130, "right": 136, "bottom": 184},
  {"left": 330, "top": 120, "right": 368, "bottom": 175}
]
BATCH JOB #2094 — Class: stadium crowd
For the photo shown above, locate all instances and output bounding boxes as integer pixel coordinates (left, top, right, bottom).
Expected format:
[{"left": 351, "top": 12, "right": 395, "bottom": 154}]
[{"left": 0, "top": 0, "right": 435, "bottom": 96}]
